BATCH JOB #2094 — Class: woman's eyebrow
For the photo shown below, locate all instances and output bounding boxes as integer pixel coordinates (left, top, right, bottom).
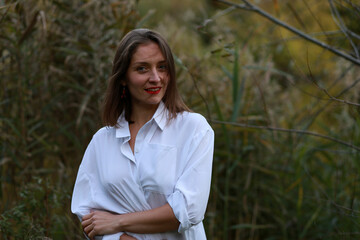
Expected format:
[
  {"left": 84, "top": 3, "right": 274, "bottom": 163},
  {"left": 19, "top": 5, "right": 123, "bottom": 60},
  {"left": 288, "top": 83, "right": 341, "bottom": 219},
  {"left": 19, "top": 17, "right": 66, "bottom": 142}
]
[
  {"left": 132, "top": 61, "right": 149, "bottom": 65},
  {"left": 132, "top": 60, "right": 167, "bottom": 65}
]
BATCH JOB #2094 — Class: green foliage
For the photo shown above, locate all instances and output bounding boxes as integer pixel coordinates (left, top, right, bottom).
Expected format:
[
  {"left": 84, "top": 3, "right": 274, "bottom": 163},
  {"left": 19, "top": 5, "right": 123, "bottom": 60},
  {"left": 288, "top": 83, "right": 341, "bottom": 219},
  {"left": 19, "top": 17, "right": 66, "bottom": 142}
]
[
  {"left": 1, "top": 0, "right": 140, "bottom": 238},
  {"left": 1, "top": 0, "right": 359, "bottom": 239},
  {"left": 0, "top": 177, "right": 72, "bottom": 239}
]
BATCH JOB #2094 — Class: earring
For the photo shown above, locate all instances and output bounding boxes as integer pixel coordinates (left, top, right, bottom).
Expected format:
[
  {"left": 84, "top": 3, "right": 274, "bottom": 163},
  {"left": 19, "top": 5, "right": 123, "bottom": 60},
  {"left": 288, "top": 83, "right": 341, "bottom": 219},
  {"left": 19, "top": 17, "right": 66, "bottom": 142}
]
[{"left": 121, "top": 86, "right": 126, "bottom": 99}]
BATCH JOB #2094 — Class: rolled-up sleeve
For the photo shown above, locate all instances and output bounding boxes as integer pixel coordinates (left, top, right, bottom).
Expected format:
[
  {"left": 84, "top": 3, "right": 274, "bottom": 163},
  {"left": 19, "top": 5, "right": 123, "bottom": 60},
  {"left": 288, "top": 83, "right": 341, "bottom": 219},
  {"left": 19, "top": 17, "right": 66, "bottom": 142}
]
[{"left": 167, "top": 128, "right": 214, "bottom": 233}]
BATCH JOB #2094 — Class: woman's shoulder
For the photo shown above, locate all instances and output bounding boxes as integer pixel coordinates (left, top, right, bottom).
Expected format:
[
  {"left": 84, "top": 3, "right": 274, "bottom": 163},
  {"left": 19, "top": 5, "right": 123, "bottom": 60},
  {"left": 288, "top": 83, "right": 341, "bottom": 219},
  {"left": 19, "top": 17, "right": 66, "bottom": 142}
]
[
  {"left": 180, "top": 111, "right": 207, "bottom": 122},
  {"left": 175, "top": 111, "right": 212, "bottom": 131},
  {"left": 92, "top": 126, "right": 116, "bottom": 141}
]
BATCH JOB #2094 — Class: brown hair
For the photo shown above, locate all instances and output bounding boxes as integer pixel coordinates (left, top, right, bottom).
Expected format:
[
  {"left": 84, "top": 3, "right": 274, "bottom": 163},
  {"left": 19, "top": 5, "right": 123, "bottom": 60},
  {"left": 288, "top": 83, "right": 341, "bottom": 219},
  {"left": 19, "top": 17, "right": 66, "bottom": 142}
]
[{"left": 102, "top": 29, "right": 190, "bottom": 127}]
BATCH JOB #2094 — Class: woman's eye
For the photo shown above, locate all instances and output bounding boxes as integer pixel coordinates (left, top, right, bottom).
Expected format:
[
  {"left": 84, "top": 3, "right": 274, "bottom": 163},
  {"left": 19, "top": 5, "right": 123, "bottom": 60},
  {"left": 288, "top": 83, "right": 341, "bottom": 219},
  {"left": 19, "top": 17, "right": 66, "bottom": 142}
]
[
  {"left": 158, "top": 65, "right": 167, "bottom": 71},
  {"left": 136, "top": 66, "right": 147, "bottom": 72}
]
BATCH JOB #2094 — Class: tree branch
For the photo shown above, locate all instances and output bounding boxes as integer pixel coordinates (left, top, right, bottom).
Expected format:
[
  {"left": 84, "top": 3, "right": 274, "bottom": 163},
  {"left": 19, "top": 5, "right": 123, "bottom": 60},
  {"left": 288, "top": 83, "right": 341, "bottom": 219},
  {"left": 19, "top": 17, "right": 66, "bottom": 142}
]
[
  {"left": 328, "top": 0, "right": 359, "bottom": 59},
  {"left": 214, "top": 0, "right": 360, "bottom": 66},
  {"left": 316, "top": 84, "right": 360, "bottom": 107},
  {"left": 305, "top": 52, "right": 360, "bottom": 107},
  {"left": 211, "top": 119, "right": 360, "bottom": 152}
]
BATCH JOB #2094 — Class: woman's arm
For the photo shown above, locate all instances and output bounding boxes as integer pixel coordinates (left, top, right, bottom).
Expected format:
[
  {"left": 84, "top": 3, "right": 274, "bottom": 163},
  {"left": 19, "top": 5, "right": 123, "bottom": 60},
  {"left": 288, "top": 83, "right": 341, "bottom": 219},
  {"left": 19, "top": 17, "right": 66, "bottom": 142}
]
[
  {"left": 120, "top": 234, "right": 138, "bottom": 240},
  {"left": 82, "top": 203, "right": 179, "bottom": 239}
]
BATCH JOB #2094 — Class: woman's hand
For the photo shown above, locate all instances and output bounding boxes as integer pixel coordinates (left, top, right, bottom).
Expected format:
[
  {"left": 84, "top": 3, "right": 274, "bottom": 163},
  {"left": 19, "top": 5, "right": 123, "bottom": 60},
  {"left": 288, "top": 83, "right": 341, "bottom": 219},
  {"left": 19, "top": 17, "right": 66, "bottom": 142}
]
[
  {"left": 120, "top": 233, "right": 138, "bottom": 240},
  {"left": 82, "top": 210, "right": 121, "bottom": 239}
]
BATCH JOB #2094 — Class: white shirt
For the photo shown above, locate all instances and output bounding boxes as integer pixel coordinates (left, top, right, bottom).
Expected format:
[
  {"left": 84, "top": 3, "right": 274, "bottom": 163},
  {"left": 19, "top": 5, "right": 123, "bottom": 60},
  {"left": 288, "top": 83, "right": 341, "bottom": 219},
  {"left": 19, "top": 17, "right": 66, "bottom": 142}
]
[{"left": 71, "top": 102, "right": 214, "bottom": 240}]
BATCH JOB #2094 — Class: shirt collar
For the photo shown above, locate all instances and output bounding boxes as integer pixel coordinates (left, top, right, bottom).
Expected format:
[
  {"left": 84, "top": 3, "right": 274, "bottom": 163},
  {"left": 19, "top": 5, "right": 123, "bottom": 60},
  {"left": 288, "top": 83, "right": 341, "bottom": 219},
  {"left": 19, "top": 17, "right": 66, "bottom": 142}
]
[
  {"left": 115, "top": 101, "right": 168, "bottom": 138},
  {"left": 115, "top": 115, "right": 130, "bottom": 138},
  {"left": 152, "top": 101, "right": 168, "bottom": 131}
]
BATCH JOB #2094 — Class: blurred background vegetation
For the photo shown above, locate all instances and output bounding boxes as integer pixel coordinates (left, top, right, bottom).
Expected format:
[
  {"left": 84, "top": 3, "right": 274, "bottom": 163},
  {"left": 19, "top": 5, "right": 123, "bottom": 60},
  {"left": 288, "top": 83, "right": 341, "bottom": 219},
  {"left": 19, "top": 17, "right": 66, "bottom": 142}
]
[{"left": 1, "top": 0, "right": 359, "bottom": 239}]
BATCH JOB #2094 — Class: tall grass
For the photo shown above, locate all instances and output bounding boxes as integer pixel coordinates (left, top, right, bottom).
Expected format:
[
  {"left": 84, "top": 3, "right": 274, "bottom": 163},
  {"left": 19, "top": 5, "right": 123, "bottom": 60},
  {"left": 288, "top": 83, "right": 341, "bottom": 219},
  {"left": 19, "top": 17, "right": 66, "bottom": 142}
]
[
  {"left": 1, "top": 0, "right": 359, "bottom": 239},
  {"left": 1, "top": 0, "right": 139, "bottom": 238}
]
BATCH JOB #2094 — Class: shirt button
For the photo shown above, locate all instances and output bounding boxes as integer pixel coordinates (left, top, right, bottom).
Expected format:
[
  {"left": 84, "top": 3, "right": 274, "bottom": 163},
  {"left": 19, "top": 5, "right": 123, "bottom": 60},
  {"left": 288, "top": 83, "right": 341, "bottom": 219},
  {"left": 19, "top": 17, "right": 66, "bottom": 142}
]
[{"left": 135, "top": 148, "right": 139, "bottom": 153}]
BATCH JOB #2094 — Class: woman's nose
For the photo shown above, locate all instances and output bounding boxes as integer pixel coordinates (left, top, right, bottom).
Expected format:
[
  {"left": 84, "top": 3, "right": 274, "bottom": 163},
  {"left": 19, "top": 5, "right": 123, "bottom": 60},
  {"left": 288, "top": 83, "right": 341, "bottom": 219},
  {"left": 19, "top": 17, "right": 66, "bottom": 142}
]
[{"left": 149, "top": 68, "right": 160, "bottom": 82}]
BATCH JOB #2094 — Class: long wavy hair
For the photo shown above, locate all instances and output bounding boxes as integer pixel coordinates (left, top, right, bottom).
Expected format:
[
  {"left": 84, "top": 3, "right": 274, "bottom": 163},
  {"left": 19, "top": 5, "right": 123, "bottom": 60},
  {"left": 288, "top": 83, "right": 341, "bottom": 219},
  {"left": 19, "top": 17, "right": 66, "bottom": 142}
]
[{"left": 102, "top": 29, "right": 190, "bottom": 127}]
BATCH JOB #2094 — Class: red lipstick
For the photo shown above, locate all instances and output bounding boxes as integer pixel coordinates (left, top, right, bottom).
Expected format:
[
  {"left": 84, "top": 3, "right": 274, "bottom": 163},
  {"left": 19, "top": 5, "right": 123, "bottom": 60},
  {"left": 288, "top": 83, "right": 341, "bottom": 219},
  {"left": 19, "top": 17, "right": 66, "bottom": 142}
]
[{"left": 145, "top": 87, "right": 161, "bottom": 94}]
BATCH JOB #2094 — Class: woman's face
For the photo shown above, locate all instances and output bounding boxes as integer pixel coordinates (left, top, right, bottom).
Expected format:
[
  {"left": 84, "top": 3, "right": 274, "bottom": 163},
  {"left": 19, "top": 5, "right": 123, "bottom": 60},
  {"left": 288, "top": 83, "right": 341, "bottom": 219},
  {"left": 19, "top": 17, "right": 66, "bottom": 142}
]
[{"left": 126, "top": 42, "right": 169, "bottom": 110}]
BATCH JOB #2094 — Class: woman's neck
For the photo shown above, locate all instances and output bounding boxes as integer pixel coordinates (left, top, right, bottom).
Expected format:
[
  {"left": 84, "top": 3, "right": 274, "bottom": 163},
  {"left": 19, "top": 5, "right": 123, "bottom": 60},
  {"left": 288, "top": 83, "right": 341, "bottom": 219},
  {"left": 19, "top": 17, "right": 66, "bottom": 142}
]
[{"left": 130, "top": 103, "right": 159, "bottom": 127}]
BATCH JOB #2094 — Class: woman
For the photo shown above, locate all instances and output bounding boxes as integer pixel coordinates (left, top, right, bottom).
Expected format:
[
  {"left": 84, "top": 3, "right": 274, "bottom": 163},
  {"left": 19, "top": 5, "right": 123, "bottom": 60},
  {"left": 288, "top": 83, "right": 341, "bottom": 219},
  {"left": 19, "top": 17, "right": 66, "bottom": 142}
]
[{"left": 71, "top": 29, "right": 214, "bottom": 240}]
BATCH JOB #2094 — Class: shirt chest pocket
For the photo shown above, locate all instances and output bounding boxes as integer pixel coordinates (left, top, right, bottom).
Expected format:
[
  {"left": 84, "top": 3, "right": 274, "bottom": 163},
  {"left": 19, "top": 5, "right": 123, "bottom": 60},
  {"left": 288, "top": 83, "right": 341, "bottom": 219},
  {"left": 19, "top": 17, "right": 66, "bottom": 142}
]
[{"left": 137, "top": 143, "right": 178, "bottom": 195}]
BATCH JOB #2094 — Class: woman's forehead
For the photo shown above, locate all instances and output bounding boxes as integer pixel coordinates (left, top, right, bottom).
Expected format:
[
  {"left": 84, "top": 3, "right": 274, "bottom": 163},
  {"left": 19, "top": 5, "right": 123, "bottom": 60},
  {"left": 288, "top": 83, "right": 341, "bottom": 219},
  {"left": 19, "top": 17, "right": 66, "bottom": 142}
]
[{"left": 131, "top": 42, "right": 165, "bottom": 63}]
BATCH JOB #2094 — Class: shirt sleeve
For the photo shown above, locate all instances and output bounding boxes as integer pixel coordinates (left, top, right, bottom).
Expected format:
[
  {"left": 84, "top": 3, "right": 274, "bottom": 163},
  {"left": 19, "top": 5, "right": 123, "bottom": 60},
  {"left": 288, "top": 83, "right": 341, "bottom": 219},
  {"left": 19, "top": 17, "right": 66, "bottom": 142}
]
[
  {"left": 166, "top": 127, "right": 215, "bottom": 233},
  {"left": 71, "top": 138, "right": 124, "bottom": 238},
  {"left": 71, "top": 139, "right": 96, "bottom": 218}
]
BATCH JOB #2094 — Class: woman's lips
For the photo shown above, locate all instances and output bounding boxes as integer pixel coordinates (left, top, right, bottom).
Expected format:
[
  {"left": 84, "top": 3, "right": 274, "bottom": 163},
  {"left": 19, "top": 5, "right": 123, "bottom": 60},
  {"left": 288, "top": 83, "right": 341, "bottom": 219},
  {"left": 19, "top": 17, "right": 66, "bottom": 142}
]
[{"left": 145, "top": 87, "right": 161, "bottom": 94}]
